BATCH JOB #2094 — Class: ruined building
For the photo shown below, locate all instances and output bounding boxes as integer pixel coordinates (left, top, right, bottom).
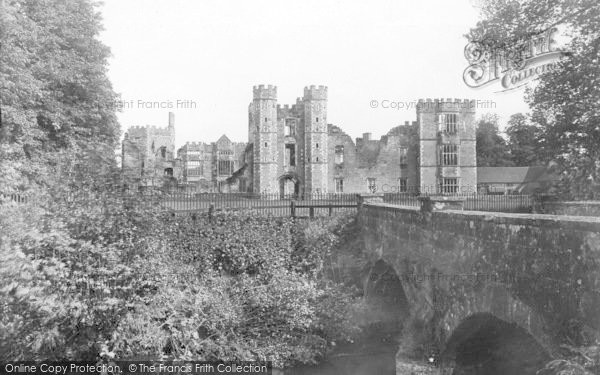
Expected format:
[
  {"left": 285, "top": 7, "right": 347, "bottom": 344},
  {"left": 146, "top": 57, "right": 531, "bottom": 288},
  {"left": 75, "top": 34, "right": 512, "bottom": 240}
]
[
  {"left": 177, "top": 136, "right": 246, "bottom": 191},
  {"left": 230, "top": 85, "right": 477, "bottom": 196},
  {"left": 122, "top": 87, "right": 477, "bottom": 195},
  {"left": 121, "top": 112, "right": 181, "bottom": 187},
  {"left": 122, "top": 113, "right": 246, "bottom": 192}
]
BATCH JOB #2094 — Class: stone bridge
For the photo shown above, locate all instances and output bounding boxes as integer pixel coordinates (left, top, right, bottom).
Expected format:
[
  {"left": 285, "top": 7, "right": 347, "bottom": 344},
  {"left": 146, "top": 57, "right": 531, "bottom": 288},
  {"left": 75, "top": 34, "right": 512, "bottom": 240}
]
[{"left": 355, "top": 194, "right": 600, "bottom": 374}]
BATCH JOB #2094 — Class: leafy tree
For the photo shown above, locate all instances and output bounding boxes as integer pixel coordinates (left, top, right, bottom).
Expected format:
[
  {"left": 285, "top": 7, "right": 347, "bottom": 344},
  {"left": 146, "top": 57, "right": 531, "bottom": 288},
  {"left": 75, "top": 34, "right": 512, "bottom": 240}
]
[
  {"left": 505, "top": 113, "right": 545, "bottom": 166},
  {"left": 467, "top": 0, "right": 600, "bottom": 198},
  {"left": 0, "top": 0, "right": 120, "bottom": 190},
  {"left": 476, "top": 114, "right": 514, "bottom": 167}
]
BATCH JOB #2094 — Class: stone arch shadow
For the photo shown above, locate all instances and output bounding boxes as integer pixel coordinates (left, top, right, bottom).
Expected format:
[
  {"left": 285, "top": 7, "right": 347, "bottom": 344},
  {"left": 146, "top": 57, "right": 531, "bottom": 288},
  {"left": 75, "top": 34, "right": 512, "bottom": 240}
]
[
  {"left": 440, "top": 312, "right": 550, "bottom": 375},
  {"left": 439, "top": 284, "right": 552, "bottom": 375},
  {"left": 360, "top": 259, "right": 411, "bottom": 337}
]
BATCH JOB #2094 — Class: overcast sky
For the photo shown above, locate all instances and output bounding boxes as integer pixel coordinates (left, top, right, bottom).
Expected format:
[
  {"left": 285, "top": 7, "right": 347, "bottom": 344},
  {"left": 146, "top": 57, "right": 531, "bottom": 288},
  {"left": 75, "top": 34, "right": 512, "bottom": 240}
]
[{"left": 99, "top": 0, "right": 530, "bottom": 149}]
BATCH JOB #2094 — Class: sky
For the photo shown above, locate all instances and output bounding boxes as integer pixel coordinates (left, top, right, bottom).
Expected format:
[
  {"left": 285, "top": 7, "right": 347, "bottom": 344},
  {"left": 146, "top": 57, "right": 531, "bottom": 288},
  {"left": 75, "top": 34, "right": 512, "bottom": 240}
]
[{"left": 98, "top": 0, "right": 531, "bottom": 149}]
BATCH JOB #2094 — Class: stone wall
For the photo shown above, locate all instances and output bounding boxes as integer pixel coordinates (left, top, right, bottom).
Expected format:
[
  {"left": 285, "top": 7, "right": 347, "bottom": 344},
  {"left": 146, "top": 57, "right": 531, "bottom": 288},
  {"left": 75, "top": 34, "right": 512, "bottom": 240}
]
[
  {"left": 357, "top": 201, "right": 600, "bottom": 363},
  {"left": 540, "top": 201, "right": 600, "bottom": 217},
  {"left": 327, "top": 123, "right": 419, "bottom": 193}
]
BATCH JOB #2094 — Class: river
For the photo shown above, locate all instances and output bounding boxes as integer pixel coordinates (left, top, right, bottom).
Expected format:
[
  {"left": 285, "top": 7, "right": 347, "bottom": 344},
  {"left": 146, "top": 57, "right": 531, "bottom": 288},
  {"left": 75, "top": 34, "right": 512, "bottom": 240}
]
[{"left": 286, "top": 351, "right": 397, "bottom": 375}]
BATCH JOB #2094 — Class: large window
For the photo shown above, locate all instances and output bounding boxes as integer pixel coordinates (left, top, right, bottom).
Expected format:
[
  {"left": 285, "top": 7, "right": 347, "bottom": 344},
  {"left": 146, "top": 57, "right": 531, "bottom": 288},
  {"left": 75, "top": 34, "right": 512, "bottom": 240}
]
[
  {"left": 398, "top": 178, "right": 408, "bottom": 192},
  {"left": 335, "top": 145, "right": 344, "bottom": 164},
  {"left": 441, "top": 144, "right": 458, "bottom": 166},
  {"left": 285, "top": 144, "right": 296, "bottom": 166},
  {"left": 284, "top": 119, "right": 296, "bottom": 136},
  {"left": 441, "top": 178, "right": 458, "bottom": 194},
  {"left": 218, "top": 160, "right": 233, "bottom": 176},
  {"left": 399, "top": 147, "right": 408, "bottom": 166},
  {"left": 335, "top": 178, "right": 344, "bottom": 193},
  {"left": 438, "top": 113, "right": 458, "bottom": 133},
  {"left": 446, "top": 113, "right": 458, "bottom": 133}
]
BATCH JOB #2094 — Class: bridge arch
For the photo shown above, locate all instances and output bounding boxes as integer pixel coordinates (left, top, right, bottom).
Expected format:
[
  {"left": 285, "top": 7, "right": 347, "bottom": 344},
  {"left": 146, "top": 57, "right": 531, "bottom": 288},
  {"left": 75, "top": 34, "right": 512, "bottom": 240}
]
[
  {"left": 441, "top": 312, "right": 550, "bottom": 375},
  {"left": 360, "top": 259, "right": 410, "bottom": 336}
]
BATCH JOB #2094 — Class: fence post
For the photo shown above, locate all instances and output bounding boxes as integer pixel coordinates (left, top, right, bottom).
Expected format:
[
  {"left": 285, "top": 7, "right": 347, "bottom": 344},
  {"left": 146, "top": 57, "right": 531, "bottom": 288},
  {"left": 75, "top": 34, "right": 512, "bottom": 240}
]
[
  {"left": 309, "top": 206, "right": 314, "bottom": 218},
  {"left": 328, "top": 203, "right": 333, "bottom": 216},
  {"left": 208, "top": 204, "right": 214, "bottom": 222},
  {"left": 291, "top": 201, "right": 296, "bottom": 218}
]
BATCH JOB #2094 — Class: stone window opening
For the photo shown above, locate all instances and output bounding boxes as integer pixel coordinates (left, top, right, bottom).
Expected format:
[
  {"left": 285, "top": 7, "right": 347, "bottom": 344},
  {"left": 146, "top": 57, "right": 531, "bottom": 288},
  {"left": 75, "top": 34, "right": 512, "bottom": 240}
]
[
  {"left": 160, "top": 147, "right": 166, "bottom": 159},
  {"left": 398, "top": 178, "right": 408, "bottom": 192},
  {"left": 441, "top": 177, "right": 459, "bottom": 194},
  {"left": 316, "top": 117, "right": 319, "bottom": 122},
  {"left": 335, "top": 145, "right": 344, "bottom": 165},
  {"left": 439, "top": 113, "right": 458, "bottom": 133},
  {"left": 335, "top": 178, "right": 344, "bottom": 193},
  {"left": 164, "top": 168, "right": 173, "bottom": 177},
  {"left": 316, "top": 143, "right": 319, "bottom": 148},
  {"left": 441, "top": 144, "right": 458, "bottom": 166},
  {"left": 285, "top": 144, "right": 296, "bottom": 166},
  {"left": 265, "top": 117, "right": 268, "bottom": 122},
  {"left": 399, "top": 147, "right": 408, "bottom": 166},
  {"left": 218, "top": 160, "right": 233, "bottom": 176},
  {"left": 264, "top": 142, "right": 267, "bottom": 147},
  {"left": 284, "top": 119, "right": 296, "bottom": 136}
]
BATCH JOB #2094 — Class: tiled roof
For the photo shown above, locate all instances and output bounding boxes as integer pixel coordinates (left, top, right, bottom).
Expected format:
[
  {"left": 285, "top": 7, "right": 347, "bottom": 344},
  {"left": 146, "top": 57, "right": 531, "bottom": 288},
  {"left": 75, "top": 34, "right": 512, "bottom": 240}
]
[{"left": 477, "top": 166, "right": 556, "bottom": 184}]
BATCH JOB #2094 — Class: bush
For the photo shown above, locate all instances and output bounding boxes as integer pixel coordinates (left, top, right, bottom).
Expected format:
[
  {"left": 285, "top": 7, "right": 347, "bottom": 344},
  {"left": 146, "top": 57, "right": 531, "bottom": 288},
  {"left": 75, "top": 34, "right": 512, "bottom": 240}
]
[{"left": 1, "top": 190, "right": 362, "bottom": 367}]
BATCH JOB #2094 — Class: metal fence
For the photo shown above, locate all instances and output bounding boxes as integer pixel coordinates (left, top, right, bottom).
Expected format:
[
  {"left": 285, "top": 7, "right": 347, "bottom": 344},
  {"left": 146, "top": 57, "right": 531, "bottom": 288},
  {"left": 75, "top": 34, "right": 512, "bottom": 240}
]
[
  {"left": 163, "top": 192, "right": 359, "bottom": 217},
  {"left": 2, "top": 191, "right": 535, "bottom": 216}
]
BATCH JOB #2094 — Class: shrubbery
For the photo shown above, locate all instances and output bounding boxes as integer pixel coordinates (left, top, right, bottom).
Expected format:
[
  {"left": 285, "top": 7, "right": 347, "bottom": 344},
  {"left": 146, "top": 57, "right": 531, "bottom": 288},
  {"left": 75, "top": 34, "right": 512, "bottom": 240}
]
[{"left": 1, "top": 185, "right": 362, "bottom": 367}]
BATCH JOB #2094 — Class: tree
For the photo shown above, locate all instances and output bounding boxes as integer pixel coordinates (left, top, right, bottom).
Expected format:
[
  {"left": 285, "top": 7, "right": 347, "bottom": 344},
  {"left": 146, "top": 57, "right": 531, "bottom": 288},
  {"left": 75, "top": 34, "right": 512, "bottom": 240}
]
[
  {"left": 505, "top": 113, "right": 544, "bottom": 166},
  {"left": 467, "top": 0, "right": 600, "bottom": 198},
  {"left": 476, "top": 114, "right": 514, "bottom": 167},
  {"left": 0, "top": 0, "right": 120, "bottom": 191}
]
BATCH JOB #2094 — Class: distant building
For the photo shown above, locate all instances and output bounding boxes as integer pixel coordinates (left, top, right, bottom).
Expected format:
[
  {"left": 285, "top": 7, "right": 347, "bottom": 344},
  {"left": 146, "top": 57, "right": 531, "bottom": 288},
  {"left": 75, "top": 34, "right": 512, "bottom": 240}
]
[
  {"left": 477, "top": 166, "right": 558, "bottom": 194},
  {"left": 229, "top": 85, "right": 478, "bottom": 196},
  {"left": 122, "top": 87, "right": 480, "bottom": 196},
  {"left": 177, "top": 136, "right": 246, "bottom": 192},
  {"left": 121, "top": 112, "right": 182, "bottom": 188}
]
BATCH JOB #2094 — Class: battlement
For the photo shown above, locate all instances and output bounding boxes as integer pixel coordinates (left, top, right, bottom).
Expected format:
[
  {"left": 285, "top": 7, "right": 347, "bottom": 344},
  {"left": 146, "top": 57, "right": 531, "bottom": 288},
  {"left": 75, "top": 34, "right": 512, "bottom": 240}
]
[
  {"left": 303, "top": 85, "right": 328, "bottom": 100},
  {"left": 182, "top": 141, "right": 211, "bottom": 148},
  {"left": 253, "top": 84, "right": 277, "bottom": 100},
  {"left": 126, "top": 124, "right": 173, "bottom": 134},
  {"left": 416, "top": 98, "right": 477, "bottom": 113}
]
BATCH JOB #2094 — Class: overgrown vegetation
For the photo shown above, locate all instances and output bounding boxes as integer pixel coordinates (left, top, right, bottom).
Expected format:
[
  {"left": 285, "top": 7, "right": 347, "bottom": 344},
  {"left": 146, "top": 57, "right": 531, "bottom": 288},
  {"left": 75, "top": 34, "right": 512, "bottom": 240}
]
[
  {"left": 0, "top": 186, "right": 363, "bottom": 367},
  {"left": 0, "top": 0, "right": 364, "bottom": 367}
]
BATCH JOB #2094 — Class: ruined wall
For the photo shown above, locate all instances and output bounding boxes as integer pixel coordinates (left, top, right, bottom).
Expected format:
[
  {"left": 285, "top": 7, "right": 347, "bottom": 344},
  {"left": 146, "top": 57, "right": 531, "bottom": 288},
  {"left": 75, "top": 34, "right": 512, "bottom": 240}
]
[
  {"left": 327, "top": 122, "right": 418, "bottom": 193},
  {"left": 122, "top": 112, "right": 177, "bottom": 184},
  {"left": 357, "top": 201, "right": 600, "bottom": 356}
]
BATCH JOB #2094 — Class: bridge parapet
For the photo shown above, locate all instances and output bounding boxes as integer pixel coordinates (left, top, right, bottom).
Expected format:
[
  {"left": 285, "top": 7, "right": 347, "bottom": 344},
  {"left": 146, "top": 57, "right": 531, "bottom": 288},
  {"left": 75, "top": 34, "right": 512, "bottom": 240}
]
[{"left": 357, "top": 202, "right": 600, "bottom": 369}]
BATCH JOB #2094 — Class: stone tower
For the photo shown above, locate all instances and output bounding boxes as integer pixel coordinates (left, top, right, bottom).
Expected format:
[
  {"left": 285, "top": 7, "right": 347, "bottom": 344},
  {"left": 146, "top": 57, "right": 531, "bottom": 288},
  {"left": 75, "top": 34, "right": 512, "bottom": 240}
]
[
  {"left": 417, "top": 99, "right": 477, "bottom": 195},
  {"left": 303, "top": 85, "right": 328, "bottom": 195},
  {"left": 251, "top": 85, "right": 279, "bottom": 194}
]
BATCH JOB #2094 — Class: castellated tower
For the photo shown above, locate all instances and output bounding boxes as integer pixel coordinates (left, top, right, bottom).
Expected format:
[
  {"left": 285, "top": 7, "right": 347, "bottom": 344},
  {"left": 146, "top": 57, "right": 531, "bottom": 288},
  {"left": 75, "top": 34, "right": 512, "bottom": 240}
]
[
  {"left": 303, "top": 85, "right": 328, "bottom": 195},
  {"left": 417, "top": 98, "right": 477, "bottom": 195},
  {"left": 251, "top": 85, "right": 279, "bottom": 194}
]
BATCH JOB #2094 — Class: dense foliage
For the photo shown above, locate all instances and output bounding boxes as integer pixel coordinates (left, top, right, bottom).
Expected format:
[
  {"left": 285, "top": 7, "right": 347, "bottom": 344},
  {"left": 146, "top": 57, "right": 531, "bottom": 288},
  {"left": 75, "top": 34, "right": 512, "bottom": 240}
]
[
  {"left": 468, "top": 0, "right": 600, "bottom": 198},
  {"left": 1, "top": 189, "right": 362, "bottom": 366},
  {"left": 0, "top": 0, "right": 362, "bottom": 367},
  {"left": 476, "top": 114, "right": 514, "bottom": 167}
]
